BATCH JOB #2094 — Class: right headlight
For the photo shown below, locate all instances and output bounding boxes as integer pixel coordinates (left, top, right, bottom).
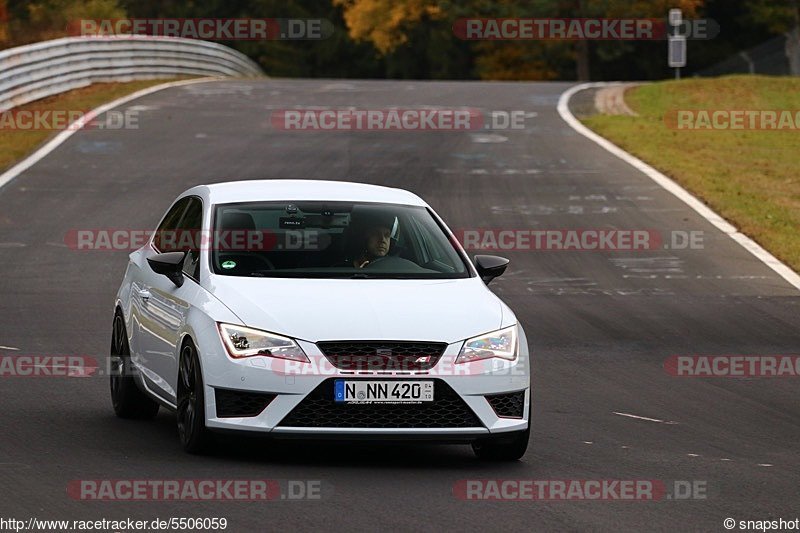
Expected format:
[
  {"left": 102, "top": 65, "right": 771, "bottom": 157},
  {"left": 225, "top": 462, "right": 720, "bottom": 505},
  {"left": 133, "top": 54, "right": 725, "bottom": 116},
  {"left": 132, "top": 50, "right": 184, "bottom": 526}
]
[
  {"left": 218, "top": 323, "right": 309, "bottom": 363},
  {"left": 455, "top": 325, "right": 518, "bottom": 364}
]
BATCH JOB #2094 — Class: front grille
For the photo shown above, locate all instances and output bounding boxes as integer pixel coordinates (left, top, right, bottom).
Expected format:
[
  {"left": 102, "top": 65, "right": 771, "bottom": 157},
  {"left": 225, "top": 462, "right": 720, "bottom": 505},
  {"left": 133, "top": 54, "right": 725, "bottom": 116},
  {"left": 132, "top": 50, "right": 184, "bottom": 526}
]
[
  {"left": 317, "top": 341, "right": 447, "bottom": 371},
  {"left": 278, "top": 379, "right": 482, "bottom": 428},
  {"left": 485, "top": 391, "right": 525, "bottom": 418},
  {"left": 214, "top": 388, "right": 276, "bottom": 418}
]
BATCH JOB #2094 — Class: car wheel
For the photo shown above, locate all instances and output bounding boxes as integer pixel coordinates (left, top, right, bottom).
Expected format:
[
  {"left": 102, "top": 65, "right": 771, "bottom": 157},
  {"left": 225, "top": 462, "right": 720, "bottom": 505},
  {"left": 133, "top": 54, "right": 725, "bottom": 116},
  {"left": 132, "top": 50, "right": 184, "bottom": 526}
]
[
  {"left": 472, "top": 424, "right": 530, "bottom": 461},
  {"left": 176, "top": 340, "right": 213, "bottom": 454},
  {"left": 110, "top": 312, "right": 159, "bottom": 419}
]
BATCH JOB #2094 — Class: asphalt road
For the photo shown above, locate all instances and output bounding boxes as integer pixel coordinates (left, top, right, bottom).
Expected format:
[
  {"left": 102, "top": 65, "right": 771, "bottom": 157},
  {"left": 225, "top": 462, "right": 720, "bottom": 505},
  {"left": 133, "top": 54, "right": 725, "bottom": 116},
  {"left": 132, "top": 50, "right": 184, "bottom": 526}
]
[{"left": 1, "top": 79, "right": 799, "bottom": 532}]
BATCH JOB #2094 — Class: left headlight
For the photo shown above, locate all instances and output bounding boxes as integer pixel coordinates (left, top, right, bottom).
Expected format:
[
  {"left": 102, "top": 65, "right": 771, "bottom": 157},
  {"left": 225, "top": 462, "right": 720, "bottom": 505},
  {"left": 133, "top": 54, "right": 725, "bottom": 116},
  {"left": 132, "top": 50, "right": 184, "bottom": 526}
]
[
  {"left": 218, "top": 323, "right": 309, "bottom": 362},
  {"left": 455, "top": 325, "right": 518, "bottom": 364}
]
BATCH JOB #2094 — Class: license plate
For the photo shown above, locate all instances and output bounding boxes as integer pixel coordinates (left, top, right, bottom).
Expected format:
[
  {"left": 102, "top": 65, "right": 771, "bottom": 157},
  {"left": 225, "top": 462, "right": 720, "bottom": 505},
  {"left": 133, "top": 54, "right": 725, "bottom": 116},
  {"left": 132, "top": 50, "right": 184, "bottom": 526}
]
[{"left": 334, "top": 380, "right": 434, "bottom": 404}]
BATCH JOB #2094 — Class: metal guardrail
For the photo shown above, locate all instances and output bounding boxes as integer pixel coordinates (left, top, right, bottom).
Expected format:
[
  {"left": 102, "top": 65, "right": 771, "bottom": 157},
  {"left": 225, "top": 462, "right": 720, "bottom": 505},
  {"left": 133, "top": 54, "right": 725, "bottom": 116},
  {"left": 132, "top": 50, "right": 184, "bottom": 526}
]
[{"left": 0, "top": 36, "right": 264, "bottom": 112}]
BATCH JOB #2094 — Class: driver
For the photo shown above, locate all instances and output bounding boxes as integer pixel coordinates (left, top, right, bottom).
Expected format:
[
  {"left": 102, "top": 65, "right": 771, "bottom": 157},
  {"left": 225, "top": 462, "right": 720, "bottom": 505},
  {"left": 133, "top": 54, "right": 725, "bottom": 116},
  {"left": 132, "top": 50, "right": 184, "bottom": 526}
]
[
  {"left": 339, "top": 210, "right": 395, "bottom": 268},
  {"left": 353, "top": 224, "right": 392, "bottom": 268}
]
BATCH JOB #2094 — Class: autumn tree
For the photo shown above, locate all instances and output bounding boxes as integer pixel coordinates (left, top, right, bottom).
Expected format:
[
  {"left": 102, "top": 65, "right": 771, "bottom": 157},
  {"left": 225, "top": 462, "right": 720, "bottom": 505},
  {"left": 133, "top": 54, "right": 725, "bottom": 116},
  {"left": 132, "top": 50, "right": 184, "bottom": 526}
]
[
  {"left": 333, "top": 0, "right": 706, "bottom": 80},
  {"left": 4, "top": 0, "right": 125, "bottom": 45},
  {"left": 0, "top": 0, "right": 8, "bottom": 45}
]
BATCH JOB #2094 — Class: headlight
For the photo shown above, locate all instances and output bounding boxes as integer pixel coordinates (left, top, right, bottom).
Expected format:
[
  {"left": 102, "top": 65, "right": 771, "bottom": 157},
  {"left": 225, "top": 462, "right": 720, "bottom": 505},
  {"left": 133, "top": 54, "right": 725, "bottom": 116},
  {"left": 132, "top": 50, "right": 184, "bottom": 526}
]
[
  {"left": 218, "top": 323, "right": 309, "bottom": 362},
  {"left": 455, "top": 325, "right": 518, "bottom": 364}
]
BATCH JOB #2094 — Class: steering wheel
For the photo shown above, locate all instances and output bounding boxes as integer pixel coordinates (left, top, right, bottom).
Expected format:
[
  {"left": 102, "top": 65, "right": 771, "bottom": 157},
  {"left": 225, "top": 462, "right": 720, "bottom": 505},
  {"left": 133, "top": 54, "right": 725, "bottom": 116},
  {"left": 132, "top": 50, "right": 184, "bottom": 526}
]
[{"left": 362, "top": 256, "right": 391, "bottom": 268}]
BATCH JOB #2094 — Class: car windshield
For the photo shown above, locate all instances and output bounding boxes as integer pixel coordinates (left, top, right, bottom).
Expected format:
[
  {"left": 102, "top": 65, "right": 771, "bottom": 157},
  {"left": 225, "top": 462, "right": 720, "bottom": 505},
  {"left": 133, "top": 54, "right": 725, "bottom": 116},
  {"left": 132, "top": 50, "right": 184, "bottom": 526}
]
[{"left": 210, "top": 201, "right": 471, "bottom": 279}]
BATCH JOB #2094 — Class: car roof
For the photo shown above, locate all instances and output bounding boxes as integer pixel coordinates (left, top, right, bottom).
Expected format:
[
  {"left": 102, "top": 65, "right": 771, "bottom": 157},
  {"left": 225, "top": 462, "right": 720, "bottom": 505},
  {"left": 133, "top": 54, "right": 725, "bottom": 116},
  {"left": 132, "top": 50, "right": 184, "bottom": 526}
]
[{"left": 183, "top": 180, "right": 428, "bottom": 207}]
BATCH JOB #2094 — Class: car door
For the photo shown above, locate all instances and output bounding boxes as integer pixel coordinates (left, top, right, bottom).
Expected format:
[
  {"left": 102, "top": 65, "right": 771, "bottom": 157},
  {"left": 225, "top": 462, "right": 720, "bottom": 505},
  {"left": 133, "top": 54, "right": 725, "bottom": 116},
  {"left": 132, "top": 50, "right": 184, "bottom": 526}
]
[
  {"left": 128, "top": 197, "right": 189, "bottom": 389},
  {"left": 135, "top": 196, "right": 203, "bottom": 403}
]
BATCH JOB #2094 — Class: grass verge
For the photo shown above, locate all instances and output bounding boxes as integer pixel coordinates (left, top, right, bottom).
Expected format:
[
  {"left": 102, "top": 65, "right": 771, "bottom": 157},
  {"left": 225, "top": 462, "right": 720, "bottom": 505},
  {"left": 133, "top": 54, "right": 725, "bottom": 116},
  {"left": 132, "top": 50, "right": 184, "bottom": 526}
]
[
  {"left": 582, "top": 75, "right": 800, "bottom": 274},
  {"left": 0, "top": 78, "right": 193, "bottom": 173}
]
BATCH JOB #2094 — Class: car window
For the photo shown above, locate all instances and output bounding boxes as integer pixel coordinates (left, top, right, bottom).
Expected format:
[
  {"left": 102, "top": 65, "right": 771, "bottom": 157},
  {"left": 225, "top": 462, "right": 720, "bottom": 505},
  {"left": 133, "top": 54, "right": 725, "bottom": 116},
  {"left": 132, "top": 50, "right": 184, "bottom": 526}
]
[
  {"left": 153, "top": 197, "right": 190, "bottom": 252},
  {"left": 177, "top": 197, "right": 203, "bottom": 280},
  {"left": 210, "top": 201, "right": 470, "bottom": 279}
]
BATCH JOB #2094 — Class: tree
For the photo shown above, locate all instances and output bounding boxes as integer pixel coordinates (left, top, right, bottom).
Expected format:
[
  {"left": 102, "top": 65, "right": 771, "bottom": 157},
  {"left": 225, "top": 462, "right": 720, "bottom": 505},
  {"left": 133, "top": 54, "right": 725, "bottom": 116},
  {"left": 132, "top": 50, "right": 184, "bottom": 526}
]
[
  {"left": 333, "top": 0, "right": 706, "bottom": 80},
  {"left": 332, "top": 0, "right": 441, "bottom": 53},
  {"left": 8, "top": 0, "right": 125, "bottom": 44},
  {"left": 0, "top": 0, "right": 8, "bottom": 45}
]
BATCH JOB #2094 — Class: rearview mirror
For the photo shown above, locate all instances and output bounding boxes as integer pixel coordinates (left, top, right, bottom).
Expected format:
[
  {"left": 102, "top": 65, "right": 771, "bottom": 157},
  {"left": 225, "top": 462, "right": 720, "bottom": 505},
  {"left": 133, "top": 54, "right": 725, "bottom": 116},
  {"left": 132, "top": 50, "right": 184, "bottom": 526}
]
[
  {"left": 147, "top": 251, "right": 187, "bottom": 287},
  {"left": 474, "top": 255, "right": 509, "bottom": 285}
]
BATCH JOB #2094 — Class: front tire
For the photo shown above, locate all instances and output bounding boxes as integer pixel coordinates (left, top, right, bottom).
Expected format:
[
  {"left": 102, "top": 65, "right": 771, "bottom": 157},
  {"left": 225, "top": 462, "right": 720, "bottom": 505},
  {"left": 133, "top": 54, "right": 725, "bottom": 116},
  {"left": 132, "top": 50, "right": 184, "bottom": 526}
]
[
  {"left": 472, "top": 424, "right": 530, "bottom": 461},
  {"left": 176, "top": 340, "right": 213, "bottom": 454},
  {"left": 110, "top": 313, "right": 159, "bottom": 420}
]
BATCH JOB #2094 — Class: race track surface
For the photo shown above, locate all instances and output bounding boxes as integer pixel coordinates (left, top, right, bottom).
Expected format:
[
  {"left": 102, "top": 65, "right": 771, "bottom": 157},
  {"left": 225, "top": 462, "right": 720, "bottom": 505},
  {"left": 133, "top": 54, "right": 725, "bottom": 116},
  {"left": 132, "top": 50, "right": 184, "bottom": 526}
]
[{"left": 0, "top": 79, "right": 799, "bottom": 531}]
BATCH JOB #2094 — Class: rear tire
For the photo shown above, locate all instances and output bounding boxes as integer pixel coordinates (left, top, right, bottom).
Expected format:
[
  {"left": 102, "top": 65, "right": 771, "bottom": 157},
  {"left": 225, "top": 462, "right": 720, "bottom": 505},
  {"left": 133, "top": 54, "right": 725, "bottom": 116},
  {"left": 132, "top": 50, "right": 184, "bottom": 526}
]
[
  {"left": 472, "top": 424, "right": 530, "bottom": 461},
  {"left": 177, "top": 340, "right": 213, "bottom": 454},
  {"left": 110, "top": 313, "right": 159, "bottom": 420}
]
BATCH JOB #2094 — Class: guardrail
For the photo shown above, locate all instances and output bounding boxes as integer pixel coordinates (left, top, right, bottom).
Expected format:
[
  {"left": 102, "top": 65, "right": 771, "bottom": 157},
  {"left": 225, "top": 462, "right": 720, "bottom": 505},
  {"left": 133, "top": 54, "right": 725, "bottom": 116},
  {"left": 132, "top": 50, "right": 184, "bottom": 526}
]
[{"left": 0, "top": 36, "right": 264, "bottom": 112}]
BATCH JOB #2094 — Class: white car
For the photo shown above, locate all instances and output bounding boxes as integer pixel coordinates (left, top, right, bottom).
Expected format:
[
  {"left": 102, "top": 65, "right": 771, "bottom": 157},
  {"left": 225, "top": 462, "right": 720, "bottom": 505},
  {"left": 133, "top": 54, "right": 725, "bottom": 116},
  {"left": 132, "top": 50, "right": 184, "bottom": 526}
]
[{"left": 111, "top": 180, "right": 531, "bottom": 460}]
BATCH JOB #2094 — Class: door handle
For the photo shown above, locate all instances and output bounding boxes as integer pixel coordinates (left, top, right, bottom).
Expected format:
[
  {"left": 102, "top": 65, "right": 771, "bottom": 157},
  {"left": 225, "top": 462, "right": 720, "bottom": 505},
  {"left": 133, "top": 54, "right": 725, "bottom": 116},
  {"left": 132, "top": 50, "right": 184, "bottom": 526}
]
[{"left": 137, "top": 289, "right": 151, "bottom": 301}]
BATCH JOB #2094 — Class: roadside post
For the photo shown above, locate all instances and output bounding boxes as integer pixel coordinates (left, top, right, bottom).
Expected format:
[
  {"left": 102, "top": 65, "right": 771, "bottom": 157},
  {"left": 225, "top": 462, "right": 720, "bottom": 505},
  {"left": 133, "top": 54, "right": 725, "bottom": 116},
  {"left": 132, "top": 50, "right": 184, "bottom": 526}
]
[{"left": 668, "top": 9, "right": 687, "bottom": 79}]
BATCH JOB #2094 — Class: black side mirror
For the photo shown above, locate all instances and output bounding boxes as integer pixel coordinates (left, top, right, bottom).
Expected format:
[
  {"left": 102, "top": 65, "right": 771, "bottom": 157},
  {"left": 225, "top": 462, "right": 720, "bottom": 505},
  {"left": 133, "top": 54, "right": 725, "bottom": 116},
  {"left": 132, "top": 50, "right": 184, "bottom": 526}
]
[
  {"left": 147, "top": 251, "right": 187, "bottom": 287},
  {"left": 474, "top": 255, "right": 509, "bottom": 284}
]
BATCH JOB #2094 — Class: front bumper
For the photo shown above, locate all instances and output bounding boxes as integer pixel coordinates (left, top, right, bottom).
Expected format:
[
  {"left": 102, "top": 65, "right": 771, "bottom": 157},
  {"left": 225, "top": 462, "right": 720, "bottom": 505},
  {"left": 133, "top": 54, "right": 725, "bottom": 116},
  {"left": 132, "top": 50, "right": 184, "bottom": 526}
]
[{"left": 199, "top": 334, "right": 530, "bottom": 438}]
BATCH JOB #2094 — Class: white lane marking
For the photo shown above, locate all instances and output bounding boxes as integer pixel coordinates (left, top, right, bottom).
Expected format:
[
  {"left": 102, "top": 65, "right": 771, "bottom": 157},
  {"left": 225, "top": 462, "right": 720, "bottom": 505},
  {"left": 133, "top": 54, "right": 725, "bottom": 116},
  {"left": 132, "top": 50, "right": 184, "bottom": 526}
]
[
  {"left": 720, "top": 458, "right": 732, "bottom": 462},
  {"left": 0, "top": 242, "right": 26, "bottom": 247},
  {"left": 613, "top": 411, "right": 678, "bottom": 424},
  {"left": 0, "top": 77, "right": 223, "bottom": 192},
  {"left": 687, "top": 453, "right": 700, "bottom": 457},
  {"left": 0, "top": 346, "right": 20, "bottom": 350},
  {"left": 470, "top": 133, "right": 508, "bottom": 143},
  {"left": 126, "top": 105, "right": 158, "bottom": 112},
  {"left": 558, "top": 83, "right": 800, "bottom": 292},
  {"left": 757, "top": 463, "right": 774, "bottom": 467},
  {"left": 582, "top": 441, "right": 593, "bottom": 445}
]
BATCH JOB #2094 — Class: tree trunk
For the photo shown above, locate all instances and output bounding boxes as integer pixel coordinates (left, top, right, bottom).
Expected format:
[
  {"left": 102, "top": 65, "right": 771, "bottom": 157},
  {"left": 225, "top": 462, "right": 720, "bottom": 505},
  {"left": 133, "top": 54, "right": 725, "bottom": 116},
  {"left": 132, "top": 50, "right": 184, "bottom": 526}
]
[{"left": 576, "top": 40, "right": 590, "bottom": 81}]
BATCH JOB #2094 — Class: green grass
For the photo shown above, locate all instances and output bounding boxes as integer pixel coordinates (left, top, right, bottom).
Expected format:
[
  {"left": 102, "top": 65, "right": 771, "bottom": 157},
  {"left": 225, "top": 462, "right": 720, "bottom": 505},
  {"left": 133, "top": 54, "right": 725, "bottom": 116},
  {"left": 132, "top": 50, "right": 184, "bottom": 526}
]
[
  {"left": 0, "top": 78, "right": 191, "bottom": 173},
  {"left": 583, "top": 75, "right": 800, "bottom": 274}
]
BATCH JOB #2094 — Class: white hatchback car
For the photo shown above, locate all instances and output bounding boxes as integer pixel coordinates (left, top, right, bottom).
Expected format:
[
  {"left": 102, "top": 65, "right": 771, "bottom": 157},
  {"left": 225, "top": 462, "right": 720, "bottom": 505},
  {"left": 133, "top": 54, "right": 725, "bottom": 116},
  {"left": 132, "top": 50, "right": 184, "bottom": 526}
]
[{"left": 111, "top": 180, "right": 530, "bottom": 459}]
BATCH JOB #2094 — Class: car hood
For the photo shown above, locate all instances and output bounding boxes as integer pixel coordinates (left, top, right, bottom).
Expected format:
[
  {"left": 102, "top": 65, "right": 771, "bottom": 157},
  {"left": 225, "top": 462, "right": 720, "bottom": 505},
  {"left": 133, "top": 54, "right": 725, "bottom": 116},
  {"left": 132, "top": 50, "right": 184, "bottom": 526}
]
[{"left": 204, "top": 276, "right": 506, "bottom": 343}]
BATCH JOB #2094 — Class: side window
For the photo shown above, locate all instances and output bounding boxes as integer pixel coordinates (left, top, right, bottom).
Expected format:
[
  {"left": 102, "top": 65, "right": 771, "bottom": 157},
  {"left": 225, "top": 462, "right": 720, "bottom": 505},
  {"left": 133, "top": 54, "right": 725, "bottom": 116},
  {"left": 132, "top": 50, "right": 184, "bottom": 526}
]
[
  {"left": 177, "top": 197, "right": 203, "bottom": 280},
  {"left": 153, "top": 197, "right": 190, "bottom": 252}
]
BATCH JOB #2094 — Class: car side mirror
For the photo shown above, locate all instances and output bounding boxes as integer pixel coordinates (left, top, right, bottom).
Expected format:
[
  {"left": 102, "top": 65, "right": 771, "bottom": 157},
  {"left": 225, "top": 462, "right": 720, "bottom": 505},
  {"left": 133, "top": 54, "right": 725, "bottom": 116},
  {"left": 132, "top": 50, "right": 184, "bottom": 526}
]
[
  {"left": 147, "top": 251, "right": 187, "bottom": 287},
  {"left": 474, "top": 255, "right": 509, "bottom": 285}
]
